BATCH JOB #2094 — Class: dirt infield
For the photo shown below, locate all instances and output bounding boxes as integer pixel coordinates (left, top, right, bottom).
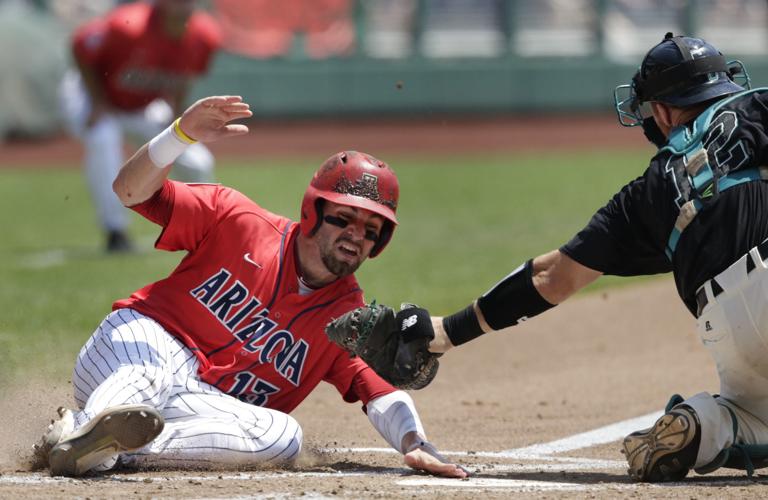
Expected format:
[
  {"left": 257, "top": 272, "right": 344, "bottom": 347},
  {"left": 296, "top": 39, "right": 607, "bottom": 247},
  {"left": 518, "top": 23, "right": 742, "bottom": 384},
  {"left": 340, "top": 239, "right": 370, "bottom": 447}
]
[
  {"left": 3, "top": 279, "right": 768, "bottom": 498},
  {"left": 0, "top": 113, "right": 647, "bottom": 167}
]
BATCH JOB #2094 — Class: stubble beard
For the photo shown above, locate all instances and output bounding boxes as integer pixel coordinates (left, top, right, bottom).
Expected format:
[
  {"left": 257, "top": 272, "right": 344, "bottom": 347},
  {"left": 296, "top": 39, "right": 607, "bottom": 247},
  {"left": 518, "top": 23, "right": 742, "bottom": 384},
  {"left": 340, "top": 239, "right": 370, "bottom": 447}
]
[{"left": 320, "top": 238, "right": 362, "bottom": 278}]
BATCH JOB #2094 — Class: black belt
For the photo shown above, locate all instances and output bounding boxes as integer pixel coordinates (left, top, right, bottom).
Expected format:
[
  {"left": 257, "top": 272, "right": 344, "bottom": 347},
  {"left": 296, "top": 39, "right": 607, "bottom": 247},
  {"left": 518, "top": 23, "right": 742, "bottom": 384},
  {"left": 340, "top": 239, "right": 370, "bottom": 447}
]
[{"left": 695, "top": 238, "right": 768, "bottom": 317}]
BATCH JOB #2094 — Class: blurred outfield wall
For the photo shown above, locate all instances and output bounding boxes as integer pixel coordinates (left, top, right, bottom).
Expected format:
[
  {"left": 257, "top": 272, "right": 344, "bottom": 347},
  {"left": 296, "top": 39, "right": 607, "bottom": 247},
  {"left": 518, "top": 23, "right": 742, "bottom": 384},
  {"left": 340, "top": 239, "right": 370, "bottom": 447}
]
[
  {"left": 4, "top": 0, "right": 768, "bottom": 136},
  {"left": 197, "top": 0, "right": 768, "bottom": 116}
]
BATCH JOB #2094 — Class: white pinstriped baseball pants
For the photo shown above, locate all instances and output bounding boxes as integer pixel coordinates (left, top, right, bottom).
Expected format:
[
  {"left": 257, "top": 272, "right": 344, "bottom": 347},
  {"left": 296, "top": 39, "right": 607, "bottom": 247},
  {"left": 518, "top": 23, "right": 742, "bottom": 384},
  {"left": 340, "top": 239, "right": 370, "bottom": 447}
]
[{"left": 71, "top": 308, "right": 302, "bottom": 471}]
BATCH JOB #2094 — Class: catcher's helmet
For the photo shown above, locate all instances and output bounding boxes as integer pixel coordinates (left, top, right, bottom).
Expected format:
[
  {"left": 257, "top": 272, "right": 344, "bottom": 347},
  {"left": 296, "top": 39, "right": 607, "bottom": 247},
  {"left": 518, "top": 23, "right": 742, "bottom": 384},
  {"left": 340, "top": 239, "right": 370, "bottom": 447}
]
[
  {"left": 300, "top": 151, "right": 399, "bottom": 258},
  {"left": 614, "top": 32, "right": 750, "bottom": 127}
]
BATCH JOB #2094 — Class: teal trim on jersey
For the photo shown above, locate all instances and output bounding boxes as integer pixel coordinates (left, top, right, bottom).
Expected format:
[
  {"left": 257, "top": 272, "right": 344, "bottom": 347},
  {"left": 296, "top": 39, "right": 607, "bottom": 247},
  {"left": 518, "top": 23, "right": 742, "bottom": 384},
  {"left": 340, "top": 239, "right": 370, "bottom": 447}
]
[
  {"left": 660, "top": 88, "right": 768, "bottom": 156},
  {"left": 665, "top": 168, "right": 764, "bottom": 259},
  {"left": 663, "top": 88, "right": 768, "bottom": 260}
]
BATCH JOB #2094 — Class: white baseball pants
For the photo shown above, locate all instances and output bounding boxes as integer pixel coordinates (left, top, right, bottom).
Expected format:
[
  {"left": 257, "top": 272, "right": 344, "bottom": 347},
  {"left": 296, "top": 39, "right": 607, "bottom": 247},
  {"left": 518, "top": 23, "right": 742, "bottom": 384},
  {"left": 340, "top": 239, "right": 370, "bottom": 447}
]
[
  {"left": 684, "top": 244, "right": 768, "bottom": 469},
  {"left": 71, "top": 309, "right": 302, "bottom": 471},
  {"left": 58, "top": 71, "right": 214, "bottom": 233}
]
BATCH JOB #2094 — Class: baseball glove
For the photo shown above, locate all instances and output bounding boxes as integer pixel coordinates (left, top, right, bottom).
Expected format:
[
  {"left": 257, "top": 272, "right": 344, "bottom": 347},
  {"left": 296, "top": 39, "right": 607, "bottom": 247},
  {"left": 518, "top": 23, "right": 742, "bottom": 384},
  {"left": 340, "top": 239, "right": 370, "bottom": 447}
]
[{"left": 325, "top": 302, "right": 440, "bottom": 390}]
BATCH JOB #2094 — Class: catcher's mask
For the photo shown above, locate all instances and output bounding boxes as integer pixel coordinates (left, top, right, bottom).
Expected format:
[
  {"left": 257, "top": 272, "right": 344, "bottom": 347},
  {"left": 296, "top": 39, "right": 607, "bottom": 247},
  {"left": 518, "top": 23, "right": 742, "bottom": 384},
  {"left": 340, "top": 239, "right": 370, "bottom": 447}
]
[
  {"left": 614, "top": 32, "right": 750, "bottom": 127},
  {"left": 300, "top": 151, "right": 399, "bottom": 258}
]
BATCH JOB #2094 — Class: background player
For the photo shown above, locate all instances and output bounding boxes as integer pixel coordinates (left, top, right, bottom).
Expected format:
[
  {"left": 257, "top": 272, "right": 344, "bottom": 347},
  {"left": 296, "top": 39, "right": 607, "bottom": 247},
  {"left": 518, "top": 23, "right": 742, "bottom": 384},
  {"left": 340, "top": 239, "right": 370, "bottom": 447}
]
[
  {"left": 33, "top": 94, "right": 467, "bottom": 479},
  {"left": 339, "top": 33, "right": 768, "bottom": 482},
  {"left": 59, "top": 0, "right": 221, "bottom": 252}
]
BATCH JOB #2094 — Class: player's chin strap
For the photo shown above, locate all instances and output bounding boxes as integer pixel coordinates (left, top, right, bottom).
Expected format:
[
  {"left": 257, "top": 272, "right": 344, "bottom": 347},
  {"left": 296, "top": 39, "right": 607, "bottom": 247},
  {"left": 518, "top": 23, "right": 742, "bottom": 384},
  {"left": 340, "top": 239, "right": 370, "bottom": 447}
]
[{"left": 662, "top": 88, "right": 768, "bottom": 261}]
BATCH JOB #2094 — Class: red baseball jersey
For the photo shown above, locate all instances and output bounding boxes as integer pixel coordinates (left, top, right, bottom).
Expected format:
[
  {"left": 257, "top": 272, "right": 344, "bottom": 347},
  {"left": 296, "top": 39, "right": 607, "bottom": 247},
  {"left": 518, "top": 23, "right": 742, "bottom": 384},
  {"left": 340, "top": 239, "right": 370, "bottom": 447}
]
[
  {"left": 114, "top": 181, "right": 395, "bottom": 413},
  {"left": 72, "top": 3, "right": 221, "bottom": 111}
]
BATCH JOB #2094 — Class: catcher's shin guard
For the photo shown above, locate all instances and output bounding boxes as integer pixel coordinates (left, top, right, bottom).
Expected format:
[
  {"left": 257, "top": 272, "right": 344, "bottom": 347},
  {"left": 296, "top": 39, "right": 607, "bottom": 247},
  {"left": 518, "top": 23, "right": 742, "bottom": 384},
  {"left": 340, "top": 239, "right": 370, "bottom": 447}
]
[
  {"left": 48, "top": 404, "right": 164, "bottom": 477},
  {"left": 622, "top": 406, "right": 701, "bottom": 482}
]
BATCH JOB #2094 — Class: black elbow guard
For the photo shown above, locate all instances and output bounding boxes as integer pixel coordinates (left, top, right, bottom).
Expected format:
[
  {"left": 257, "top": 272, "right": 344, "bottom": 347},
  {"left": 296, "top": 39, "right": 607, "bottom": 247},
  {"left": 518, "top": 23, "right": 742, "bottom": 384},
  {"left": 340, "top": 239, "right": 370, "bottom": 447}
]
[{"left": 476, "top": 259, "right": 555, "bottom": 331}]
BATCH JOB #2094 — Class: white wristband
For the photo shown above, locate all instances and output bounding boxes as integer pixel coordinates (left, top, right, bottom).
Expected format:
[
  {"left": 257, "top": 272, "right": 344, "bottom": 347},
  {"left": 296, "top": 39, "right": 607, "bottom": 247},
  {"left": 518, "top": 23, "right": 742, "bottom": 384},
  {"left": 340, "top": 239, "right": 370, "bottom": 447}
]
[
  {"left": 366, "top": 390, "right": 425, "bottom": 453},
  {"left": 147, "top": 118, "right": 196, "bottom": 168}
]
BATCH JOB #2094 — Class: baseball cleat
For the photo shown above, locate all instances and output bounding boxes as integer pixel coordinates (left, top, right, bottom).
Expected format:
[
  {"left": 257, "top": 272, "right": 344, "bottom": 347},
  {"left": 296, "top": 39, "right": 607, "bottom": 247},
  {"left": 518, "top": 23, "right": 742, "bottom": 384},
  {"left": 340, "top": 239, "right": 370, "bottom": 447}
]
[
  {"left": 47, "top": 404, "right": 164, "bottom": 477},
  {"left": 621, "top": 407, "right": 700, "bottom": 482},
  {"left": 31, "top": 407, "right": 75, "bottom": 470}
]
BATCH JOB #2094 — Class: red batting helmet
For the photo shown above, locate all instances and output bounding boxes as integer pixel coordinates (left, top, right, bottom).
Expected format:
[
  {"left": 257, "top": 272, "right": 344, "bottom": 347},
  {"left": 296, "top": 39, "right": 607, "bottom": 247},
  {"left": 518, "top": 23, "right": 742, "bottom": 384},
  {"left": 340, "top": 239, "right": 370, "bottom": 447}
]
[{"left": 300, "top": 151, "right": 399, "bottom": 258}]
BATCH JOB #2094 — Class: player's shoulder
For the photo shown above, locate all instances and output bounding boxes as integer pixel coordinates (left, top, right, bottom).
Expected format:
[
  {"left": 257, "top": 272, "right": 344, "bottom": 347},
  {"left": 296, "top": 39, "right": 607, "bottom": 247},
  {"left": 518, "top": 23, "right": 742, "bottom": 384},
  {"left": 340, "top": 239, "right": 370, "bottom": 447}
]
[
  {"left": 203, "top": 183, "right": 294, "bottom": 231},
  {"left": 329, "top": 278, "right": 364, "bottom": 309},
  {"left": 187, "top": 10, "right": 223, "bottom": 46},
  {"left": 712, "top": 88, "right": 768, "bottom": 118},
  {"left": 105, "top": 3, "right": 152, "bottom": 36}
]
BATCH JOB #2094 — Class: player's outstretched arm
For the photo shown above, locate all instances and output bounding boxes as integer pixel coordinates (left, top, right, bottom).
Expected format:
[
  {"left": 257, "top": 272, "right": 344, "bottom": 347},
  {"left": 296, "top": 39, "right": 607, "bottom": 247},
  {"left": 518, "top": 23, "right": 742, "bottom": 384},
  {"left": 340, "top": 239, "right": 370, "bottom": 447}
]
[
  {"left": 365, "top": 391, "right": 468, "bottom": 479},
  {"left": 113, "top": 95, "right": 252, "bottom": 206},
  {"left": 431, "top": 249, "right": 602, "bottom": 352}
]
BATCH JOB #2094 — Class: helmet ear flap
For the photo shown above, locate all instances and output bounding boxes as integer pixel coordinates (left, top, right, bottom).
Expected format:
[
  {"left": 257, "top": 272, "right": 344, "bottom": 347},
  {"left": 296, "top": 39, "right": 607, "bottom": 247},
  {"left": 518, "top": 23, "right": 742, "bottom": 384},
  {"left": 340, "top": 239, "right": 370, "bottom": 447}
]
[
  {"left": 370, "top": 220, "right": 394, "bottom": 258},
  {"left": 310, "top": 198, "right": 325, "bottom": 236}
]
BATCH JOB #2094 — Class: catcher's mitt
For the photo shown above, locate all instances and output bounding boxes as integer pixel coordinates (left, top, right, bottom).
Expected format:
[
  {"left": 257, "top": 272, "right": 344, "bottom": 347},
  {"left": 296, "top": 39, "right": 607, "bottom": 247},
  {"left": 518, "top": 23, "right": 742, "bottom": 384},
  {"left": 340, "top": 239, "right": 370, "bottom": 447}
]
[{"left": 325, "top": 302, "right": 440, "bottom": 390}]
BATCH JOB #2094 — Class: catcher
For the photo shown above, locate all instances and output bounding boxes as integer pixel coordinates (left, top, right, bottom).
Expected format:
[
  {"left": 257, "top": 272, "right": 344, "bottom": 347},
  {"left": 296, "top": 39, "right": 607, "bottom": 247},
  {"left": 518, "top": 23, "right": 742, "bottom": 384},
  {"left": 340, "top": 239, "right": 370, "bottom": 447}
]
[{"left": 326, "top": 33, "right": 768, "bottom": 482}]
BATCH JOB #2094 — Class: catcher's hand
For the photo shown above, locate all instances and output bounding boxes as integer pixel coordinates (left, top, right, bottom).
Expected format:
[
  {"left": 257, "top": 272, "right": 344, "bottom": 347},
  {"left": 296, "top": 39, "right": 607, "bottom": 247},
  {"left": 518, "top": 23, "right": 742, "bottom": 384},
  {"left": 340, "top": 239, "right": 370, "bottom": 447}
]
[{"left": 325, "top": 302, "right": 440, "bottom": 390}]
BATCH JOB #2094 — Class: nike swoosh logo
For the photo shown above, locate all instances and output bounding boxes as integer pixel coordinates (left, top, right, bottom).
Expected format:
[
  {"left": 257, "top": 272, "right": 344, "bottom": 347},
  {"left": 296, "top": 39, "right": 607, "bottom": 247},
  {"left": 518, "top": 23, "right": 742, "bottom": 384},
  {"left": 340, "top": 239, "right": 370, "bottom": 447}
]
[{"left": 243, "top": 253, "right": 262, "bottom": 269}]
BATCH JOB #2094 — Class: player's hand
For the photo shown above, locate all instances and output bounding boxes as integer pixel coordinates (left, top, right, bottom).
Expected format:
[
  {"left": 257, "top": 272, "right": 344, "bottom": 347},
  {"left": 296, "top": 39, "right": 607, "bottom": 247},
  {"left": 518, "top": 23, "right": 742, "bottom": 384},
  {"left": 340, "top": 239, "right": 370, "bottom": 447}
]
[
  {"left": 401, "top": 434, "right": 468, "bottom": 479},
  {"left": 178, "top": 95, "right": 253, "bottom": 143},
  {"left": 404, "top": 445, "right": 469, "bottom": 479}
]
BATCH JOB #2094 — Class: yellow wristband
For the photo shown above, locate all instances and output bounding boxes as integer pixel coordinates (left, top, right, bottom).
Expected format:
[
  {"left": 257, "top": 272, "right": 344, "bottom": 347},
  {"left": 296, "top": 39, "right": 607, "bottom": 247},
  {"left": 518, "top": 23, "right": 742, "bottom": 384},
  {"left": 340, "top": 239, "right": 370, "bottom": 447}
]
[{"left": 172, "top": 118, "right": 197, "bottom": 144}]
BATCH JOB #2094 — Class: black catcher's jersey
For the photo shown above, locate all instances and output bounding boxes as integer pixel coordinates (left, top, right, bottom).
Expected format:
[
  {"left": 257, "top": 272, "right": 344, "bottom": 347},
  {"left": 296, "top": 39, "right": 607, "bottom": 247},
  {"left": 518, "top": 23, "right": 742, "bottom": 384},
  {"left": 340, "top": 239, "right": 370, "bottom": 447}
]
[{"left": 561, "top": 90, "right": 768, "bottom": 315}]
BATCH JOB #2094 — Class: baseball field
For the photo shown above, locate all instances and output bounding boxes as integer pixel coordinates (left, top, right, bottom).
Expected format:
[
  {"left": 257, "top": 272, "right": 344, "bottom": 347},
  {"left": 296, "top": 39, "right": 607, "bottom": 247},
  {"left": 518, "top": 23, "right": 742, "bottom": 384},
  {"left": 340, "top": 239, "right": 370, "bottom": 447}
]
[{"left": 1, "top": 116, "right": 766, "bottom": 498}]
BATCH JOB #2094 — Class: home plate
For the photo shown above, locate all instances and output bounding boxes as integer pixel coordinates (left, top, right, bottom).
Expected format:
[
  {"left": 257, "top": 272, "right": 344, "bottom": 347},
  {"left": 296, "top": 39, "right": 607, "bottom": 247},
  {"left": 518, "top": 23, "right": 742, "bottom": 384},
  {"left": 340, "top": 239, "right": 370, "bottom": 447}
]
[{"left": 397, "top": 477, "right": 589, "bottom": 492}]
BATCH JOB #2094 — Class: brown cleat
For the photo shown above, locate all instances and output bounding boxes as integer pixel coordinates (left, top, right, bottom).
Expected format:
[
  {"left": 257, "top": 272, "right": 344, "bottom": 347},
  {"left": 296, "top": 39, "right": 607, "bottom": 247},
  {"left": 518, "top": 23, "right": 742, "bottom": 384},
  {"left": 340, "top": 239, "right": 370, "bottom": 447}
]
[
  {"left": 48, "top": 404, "right": 164, "bottom": 477},
  {"left": 622, "top": 407, "right": 699, "bottom": 482}
]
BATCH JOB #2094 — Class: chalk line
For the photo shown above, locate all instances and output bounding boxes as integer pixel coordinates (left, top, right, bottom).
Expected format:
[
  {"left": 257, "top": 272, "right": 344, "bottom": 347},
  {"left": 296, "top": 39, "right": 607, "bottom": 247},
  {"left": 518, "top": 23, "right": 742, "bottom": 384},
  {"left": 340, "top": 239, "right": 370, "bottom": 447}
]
[
  {"left": 323, "top": 410, "right": 662, "bottom": 461},
  {"left": 501, "top": 410, "right": 663, "bottom": 458}
]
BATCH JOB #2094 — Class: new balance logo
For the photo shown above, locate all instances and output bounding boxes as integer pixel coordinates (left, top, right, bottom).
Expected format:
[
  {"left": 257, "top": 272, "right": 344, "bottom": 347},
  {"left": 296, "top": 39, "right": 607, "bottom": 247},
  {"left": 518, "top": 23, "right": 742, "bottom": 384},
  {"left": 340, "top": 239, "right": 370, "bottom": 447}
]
[{"left": 401, "top": 314, "right": 418, "bottom": 330}]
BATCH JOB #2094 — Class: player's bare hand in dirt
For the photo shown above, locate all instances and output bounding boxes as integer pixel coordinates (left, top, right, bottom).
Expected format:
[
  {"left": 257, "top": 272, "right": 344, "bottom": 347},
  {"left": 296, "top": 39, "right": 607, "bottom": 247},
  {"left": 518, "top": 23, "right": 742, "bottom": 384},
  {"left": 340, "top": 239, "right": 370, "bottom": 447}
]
[
  {"left": 404, "top": 445, "right": 469, "bottom": 479},
  {"left": 401, "top": 432, "right": 468, "bottom": 479},
  {"left": 178, "top": 96, "right": 252, "bottom": 143}
]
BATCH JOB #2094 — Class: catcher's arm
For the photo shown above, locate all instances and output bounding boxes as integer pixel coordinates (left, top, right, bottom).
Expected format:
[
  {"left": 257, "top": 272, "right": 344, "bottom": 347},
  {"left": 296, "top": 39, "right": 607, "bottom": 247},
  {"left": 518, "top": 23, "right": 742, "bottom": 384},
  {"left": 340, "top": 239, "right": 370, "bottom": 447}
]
[{"left": 437, "top": 250, "right": 601, "bottom": 348}]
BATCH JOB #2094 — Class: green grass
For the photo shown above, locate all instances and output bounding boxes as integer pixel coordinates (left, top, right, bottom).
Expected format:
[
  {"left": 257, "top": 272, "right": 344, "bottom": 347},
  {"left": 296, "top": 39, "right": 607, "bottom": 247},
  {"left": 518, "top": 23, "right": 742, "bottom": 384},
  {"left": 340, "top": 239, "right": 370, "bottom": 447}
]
[{"left": 0, "top": 149, "right": 657, "bottom": 383}]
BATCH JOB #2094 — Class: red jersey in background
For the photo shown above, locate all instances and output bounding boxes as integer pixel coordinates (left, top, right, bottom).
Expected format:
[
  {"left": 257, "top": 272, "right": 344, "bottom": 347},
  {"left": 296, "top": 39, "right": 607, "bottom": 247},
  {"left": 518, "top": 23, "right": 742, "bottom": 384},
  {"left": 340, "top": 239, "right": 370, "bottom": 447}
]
[{"left": 72, "top": 3, "right": 221, "bottom": 111}]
